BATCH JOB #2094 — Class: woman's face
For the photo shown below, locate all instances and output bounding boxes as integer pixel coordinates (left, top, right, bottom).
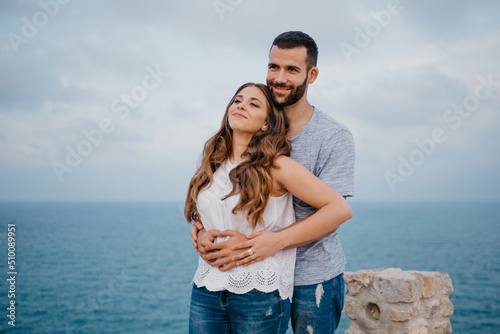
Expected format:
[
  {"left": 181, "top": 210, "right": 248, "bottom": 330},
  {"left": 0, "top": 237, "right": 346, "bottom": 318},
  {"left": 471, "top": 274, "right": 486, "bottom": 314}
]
[{"left": 228, "top": 86, "right": 269, "bottom": 135}]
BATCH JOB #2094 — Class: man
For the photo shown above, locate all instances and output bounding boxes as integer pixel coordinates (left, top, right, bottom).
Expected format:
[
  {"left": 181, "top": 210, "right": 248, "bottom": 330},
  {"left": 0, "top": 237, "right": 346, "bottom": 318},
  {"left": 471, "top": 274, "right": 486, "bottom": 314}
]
[{"left": 192, "top": 31, "right": 355, "bottom": 333}]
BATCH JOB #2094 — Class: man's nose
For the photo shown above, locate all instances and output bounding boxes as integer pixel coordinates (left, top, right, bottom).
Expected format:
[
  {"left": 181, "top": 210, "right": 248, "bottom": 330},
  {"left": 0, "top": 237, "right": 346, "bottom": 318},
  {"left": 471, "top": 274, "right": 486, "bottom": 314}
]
[{"left": 274, "top": 70, "right": 287, "bottom": 84}]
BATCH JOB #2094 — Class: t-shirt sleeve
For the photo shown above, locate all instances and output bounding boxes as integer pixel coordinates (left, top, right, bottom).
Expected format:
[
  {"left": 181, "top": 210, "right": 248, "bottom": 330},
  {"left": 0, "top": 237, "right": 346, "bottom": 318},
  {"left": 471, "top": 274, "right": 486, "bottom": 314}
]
[{"left": 316, "top": 129, "right": 355, "bottom": 197}]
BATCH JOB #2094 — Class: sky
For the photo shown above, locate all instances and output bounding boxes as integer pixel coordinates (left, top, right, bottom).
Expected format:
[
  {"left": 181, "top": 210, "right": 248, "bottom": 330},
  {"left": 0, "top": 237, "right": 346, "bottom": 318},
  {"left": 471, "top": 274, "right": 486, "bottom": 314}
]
[{"left": 0, "top": 0, "right": 499, "bottom": 202}]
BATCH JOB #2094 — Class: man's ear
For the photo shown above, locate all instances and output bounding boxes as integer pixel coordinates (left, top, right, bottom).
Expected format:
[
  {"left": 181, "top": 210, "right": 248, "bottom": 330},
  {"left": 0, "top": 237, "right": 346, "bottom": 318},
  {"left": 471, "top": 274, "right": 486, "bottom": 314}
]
[{"left": 307, "top": 66, "right": 319, "bottom": 84}]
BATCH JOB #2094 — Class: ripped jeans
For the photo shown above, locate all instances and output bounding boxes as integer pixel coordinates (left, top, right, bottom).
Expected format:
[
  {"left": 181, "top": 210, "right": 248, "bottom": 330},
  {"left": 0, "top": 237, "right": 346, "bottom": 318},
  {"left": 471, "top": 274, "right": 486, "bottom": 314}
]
[
  {"left": 289, "top": 274, "right": 344, "bottom": 334},
  {"left": 189, "top": 284, "right": 290, "bottom": 334}
]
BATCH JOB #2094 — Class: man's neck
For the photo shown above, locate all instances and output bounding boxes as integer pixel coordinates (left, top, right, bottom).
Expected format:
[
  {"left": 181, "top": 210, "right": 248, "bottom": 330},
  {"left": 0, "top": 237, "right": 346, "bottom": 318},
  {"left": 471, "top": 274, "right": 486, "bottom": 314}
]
[{"left": 284, "top": 98, "right": 314, "bottom": 139}]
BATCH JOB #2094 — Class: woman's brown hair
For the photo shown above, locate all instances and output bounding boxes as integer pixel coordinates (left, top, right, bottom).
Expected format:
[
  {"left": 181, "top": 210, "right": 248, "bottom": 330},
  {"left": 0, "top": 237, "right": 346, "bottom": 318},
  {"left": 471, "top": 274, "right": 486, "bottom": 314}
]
[{"left": 184, "top": 83, "right": 291, "bottom": 228}]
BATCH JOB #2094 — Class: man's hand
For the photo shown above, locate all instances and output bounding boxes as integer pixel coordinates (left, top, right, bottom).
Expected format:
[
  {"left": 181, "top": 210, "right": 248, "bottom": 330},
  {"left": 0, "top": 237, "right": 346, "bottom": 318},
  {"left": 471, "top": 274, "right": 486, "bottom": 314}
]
[
  {"left": 190, "top": 221, "right": 204, "bottom": 251},
  {"left": 202, "top": 230, "right": 251, "bottom": 272},
  {"left": 198, "top": 229, "right": 223, "bottom": 258},
  {"left": 230, "top": 230, "right": 285, "bottom": 267},
  {"left": 190, "top": 221, "right": 221, "bottom": 259}
]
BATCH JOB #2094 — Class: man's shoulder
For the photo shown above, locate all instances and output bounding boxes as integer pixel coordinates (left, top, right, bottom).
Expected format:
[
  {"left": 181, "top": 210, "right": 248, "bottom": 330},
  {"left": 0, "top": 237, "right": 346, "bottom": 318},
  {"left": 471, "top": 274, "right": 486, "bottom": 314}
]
[{"left": 312, "top": 109, "right": 353, "bottom": 139}]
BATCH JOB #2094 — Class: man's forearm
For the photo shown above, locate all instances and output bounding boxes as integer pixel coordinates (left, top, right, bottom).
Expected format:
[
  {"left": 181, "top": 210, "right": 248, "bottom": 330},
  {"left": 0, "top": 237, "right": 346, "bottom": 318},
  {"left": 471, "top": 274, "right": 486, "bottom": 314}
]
[
  {"left": 280, "top": 221, "right": 337, "bottom": 249},
  {"left": 280, "top": 196, "right": 349, "bottom": 249},
  {"left": 277, "top": 200, "right": 351, "bottom": 250}
]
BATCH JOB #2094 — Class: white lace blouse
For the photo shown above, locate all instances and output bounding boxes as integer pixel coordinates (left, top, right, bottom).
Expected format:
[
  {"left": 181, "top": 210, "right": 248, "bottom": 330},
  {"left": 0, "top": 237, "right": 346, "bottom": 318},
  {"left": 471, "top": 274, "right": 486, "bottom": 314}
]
[{"left": 192, "top": 159, "right": 296, "bottom": 300}]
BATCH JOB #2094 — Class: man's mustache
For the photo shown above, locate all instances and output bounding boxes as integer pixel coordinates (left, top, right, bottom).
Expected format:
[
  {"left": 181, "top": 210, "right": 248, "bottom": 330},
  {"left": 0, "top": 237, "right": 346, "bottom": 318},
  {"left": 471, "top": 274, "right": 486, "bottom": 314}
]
[{"left": 271, "top": 83, "right": 292, "bottom": 89}]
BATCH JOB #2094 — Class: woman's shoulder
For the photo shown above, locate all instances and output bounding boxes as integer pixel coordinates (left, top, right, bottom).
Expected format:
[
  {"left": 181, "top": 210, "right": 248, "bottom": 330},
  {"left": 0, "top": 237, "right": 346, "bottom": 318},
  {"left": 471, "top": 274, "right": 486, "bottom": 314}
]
[
  {"left": 271, "top": 154, "right": 316, "bottom": 194},
  {"left": 274, "top": 155, "right": 293, "bottom": 168},
  {"left": 273, "top": 155, "right": 307, "bottom": 178}
]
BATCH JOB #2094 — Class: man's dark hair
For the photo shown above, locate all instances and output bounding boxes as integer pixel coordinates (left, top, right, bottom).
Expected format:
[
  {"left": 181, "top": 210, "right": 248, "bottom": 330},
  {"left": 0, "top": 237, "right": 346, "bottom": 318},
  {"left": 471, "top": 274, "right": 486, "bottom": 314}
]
[{"left": 271, "top": 31, "right": 318, "bottom": 69}]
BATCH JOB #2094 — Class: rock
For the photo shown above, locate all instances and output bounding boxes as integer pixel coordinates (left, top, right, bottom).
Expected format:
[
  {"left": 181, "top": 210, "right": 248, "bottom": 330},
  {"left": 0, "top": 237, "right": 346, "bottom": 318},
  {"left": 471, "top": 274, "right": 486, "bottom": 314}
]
[
  {"left": 412, "top": 272, "right": 436, "bottom": 298},
  {"left": 343, "top": 269, "right": 454, "bottom": 334},
  {"left": 390, "top": 306, "right": 418, "bottom": 322},
  {"left": 408, "top": 319, "right": 429, "bottom": 334},
  {"left": 344, "top": 270, "right": 377, "bottom": 296},
  {"left": 372, "top": 268, "right": 416, "bottom": 303}
]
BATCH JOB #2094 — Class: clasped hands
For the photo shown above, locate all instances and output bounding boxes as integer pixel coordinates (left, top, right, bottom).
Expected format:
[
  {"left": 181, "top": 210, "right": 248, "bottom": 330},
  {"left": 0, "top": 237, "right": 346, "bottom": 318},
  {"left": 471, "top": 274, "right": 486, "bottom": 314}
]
[{"left": 190, "top": 222, "right": 283, "bottom": 272}]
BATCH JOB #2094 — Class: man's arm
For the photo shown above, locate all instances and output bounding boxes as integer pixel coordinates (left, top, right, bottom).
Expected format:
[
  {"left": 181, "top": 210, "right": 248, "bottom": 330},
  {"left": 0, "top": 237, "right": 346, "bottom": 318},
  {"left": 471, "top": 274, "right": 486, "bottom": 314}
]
[
  {"left": 282, "top": 195, "right": 347, "bottom": 247},
  {"left": 230, "top": 201, "right": 351, "bottom": 268},
  {"left": 190, "top": 221, "right": 222, "bottom": 260},
  {"left": 190, "top": 221, "right": 204, "bottom": 251},
  {"left": 207, "top": 157, "right": 352, "bottom": 270},
  {"left": 256, "top": 195, "right": 348, "bottom": 248}
]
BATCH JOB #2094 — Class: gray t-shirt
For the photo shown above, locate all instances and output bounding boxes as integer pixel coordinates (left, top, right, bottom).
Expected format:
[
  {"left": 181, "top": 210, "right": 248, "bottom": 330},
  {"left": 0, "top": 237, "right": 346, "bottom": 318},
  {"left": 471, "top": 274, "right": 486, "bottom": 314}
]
[{"left": 289, "top": 108, "right": 355, "bottom": 286}]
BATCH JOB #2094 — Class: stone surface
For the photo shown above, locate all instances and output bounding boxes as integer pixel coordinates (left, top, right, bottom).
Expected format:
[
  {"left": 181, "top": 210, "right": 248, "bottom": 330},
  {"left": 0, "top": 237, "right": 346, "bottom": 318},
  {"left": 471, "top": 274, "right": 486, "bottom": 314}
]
[
  {"left": 344, "top": 270, "right": 377, "bottom": 296},
  {"left": 390, "top": 306, "right": 418, "bottom": 322},
  {"left": 432, "top": 320, "right": 453, "bottom": 333},
  {"left": 408, "top": 319, "right": 430, "bottom": 334},
  {"left": 343, "top": 269, "right": 454, "bottom": 334},
  {"left": 413, "top": 272, "right": 436, "bottom": 298},
  {"left": 372, "top": 268, "right": 416, "bottom": 303}
]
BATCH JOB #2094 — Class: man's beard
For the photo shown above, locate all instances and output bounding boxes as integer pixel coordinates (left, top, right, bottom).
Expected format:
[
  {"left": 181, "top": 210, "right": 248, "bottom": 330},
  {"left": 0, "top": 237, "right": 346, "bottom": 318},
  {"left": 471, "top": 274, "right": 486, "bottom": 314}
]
[{"left": 268, "top": 75, "right": 308, "bottom": 108}]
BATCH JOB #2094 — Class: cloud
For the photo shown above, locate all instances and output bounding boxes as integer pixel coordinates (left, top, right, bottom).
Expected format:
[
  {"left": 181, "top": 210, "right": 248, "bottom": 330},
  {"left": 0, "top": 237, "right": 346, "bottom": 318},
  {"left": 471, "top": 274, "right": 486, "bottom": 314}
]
[{"left": 0, "top": 0, "right": 499, "bottom": 201}]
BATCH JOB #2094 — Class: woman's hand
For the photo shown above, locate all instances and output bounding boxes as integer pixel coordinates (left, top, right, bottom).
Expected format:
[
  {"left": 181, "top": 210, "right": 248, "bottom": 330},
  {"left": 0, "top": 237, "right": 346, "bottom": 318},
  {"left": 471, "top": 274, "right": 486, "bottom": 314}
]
[{"left": 230, "top": 230, "right": 285, "bottom": 267}]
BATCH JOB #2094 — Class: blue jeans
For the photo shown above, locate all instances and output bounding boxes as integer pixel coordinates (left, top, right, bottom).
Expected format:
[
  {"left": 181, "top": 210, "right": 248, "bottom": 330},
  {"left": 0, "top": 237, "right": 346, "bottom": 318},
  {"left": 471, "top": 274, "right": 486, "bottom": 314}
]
[
  {"left": 189, "top": 284, "right": 290, "bottom": 334},
  {"left": 289, "top": 274, "right": 344, "bottom": 334}
]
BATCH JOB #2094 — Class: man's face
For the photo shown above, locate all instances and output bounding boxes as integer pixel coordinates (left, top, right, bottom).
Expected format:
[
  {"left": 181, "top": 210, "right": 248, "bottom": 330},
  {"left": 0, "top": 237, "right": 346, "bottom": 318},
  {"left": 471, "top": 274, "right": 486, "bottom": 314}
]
[{"left": 267, "top": 46, "right": 310, "bottom": 108}]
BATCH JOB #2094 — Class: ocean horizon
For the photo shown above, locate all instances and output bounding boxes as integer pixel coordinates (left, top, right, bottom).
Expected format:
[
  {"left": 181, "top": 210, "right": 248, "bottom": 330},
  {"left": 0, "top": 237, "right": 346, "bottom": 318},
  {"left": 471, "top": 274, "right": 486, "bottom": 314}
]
[{"left": 0, "top": 200, "right": 499, "bottom": 333}]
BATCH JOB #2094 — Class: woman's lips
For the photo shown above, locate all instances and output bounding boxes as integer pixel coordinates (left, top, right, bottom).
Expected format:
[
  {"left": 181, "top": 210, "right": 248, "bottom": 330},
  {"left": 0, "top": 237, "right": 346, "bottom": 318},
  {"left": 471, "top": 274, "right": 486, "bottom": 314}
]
[{"left": 232, "top": 112, "right": 248, "bottom": 119}]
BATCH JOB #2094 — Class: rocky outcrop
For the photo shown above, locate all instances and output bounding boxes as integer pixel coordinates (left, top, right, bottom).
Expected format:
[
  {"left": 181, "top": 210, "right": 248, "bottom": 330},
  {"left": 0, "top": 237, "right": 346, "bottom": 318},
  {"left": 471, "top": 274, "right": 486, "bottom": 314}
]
[{"left": 343, "top": 268, "right": 454, "bottom": 334}]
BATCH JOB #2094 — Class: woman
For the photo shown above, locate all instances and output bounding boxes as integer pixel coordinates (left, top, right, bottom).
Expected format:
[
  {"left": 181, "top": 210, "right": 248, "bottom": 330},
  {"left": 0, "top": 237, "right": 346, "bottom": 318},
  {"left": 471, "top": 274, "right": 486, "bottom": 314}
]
[{"left": 185, "top": 83, "right": 351, "bottom": 333}]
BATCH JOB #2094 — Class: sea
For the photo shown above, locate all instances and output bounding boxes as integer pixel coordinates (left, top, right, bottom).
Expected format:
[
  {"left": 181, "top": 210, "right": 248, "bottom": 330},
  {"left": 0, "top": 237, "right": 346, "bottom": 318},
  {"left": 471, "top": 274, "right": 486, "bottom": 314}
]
[{"left": 0, "top": 200, "right": 499, "bottom": 334}]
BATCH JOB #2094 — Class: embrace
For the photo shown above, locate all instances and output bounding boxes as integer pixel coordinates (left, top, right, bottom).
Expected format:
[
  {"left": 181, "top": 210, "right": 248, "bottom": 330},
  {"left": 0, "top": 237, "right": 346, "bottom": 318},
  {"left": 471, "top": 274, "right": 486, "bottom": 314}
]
[{"left": 184, "top": 31, "right": 355, "bottom": 334}]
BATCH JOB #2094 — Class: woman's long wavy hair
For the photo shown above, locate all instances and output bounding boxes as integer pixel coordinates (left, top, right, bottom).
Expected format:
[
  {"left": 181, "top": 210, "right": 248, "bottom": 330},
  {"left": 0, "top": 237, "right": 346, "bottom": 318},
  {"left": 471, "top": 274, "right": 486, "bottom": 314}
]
[{"left": 184, "top": 83, "right": 291, "bottom": 229}]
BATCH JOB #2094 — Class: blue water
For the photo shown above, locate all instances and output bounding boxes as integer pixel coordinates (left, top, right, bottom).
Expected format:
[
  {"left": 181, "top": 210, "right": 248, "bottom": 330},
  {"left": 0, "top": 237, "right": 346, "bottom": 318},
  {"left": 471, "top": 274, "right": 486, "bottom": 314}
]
[{"left": 0, "top": 201, "right": 499, "bottom": 333}]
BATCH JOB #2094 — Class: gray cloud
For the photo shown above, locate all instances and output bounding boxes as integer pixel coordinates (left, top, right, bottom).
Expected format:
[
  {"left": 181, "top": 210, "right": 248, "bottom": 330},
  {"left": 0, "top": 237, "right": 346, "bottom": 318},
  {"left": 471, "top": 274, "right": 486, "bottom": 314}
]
[
  {"left": 0, "top": 0, "right": 499, "bottom": 201},
  {"left": 335, "top": 66, "right": 472, "bottom": 128}
]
